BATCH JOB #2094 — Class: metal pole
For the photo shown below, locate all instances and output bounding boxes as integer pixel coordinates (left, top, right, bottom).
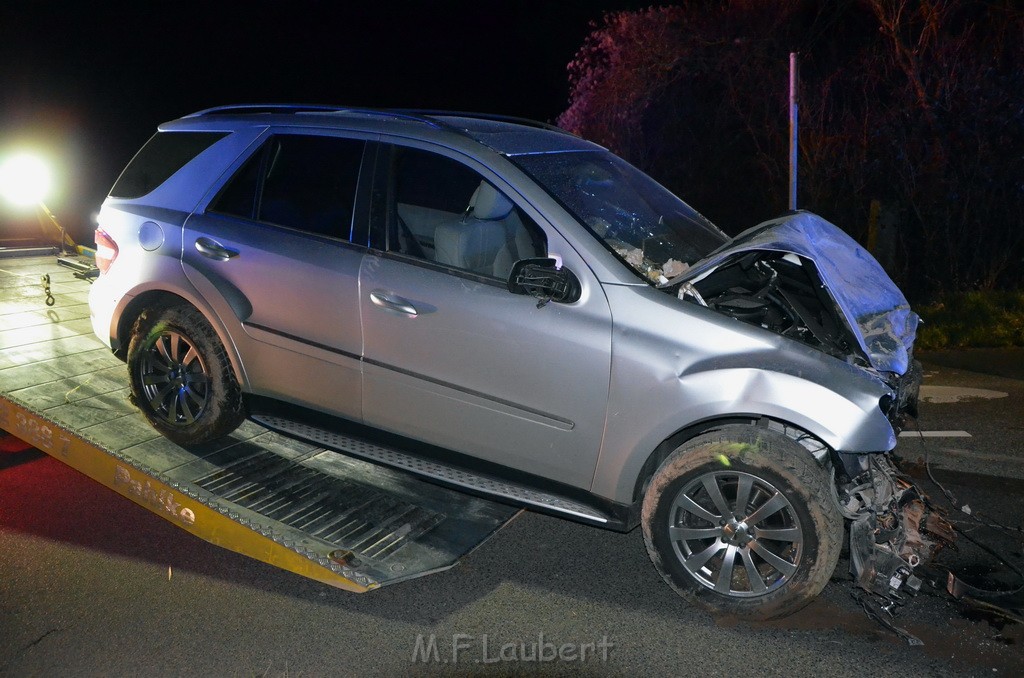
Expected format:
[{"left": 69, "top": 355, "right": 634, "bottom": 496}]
[{"left": 789, "top": 52, "right": 799, "bottom": 211}]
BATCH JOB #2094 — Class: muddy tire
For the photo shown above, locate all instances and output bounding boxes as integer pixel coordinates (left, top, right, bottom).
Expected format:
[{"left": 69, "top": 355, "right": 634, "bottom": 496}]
[
  {"left": 642, "top": 424, "right": 842, "bottom": 620},
  {"left": 127, "top": 304, "right": 246, "bottom": 446}
]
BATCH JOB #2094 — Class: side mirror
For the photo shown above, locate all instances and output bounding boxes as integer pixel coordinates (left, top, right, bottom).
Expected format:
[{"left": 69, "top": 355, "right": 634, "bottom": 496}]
[{"left": 507, "top": 258, "right": 581, "bottom": 305}]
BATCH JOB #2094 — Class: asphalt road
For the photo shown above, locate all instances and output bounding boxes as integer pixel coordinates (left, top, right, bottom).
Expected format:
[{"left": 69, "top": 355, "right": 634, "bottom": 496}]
[
  {"left": 902, "top": 348, "right": 1024, "bottom": 480},
  {"left": 1, "top": 351, "right": 1022, "bottom": 677}
]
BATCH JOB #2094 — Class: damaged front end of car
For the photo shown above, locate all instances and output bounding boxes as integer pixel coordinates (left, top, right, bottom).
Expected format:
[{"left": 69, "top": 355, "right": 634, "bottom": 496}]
[
  {"left": 667, "top": 211, "right": 954, "bottom": 605},
  {"left": 665, "top": 211, "right": 918, "bottom": 375}
]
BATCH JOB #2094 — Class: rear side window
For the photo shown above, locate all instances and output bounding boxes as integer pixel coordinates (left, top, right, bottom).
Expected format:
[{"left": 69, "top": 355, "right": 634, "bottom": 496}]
[
  {"left": 109, "top": 131, "right": 227, "bottom": 199},
  {"left": 210, "top": 134, "right": 365, "bottom": 241}
]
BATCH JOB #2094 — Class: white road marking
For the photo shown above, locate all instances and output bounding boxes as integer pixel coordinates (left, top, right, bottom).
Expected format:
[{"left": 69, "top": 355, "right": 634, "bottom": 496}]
[
  {"left": 899, "top": 430, "right": 972, "bottom": 438},
  {"left": 918, "top": 385, "right": 1008, "bottom": 403}
]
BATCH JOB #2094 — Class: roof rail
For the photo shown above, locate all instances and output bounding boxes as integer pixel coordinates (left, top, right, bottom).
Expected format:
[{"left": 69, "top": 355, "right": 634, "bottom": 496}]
[
  {"left": 184, "top": 104, "right": 447, "bottom": 128},
  {"left": 182, "top": 105, "right": 570, "bottom": 136},
  {"left": 399, "top": 110, "right": 570, "bottom": 135},
  {"left": 339, "top": 108, "right": 447, "bottom": 128},
  {"left": 185, "top": 104, "right": 345, "bottom": 117}
]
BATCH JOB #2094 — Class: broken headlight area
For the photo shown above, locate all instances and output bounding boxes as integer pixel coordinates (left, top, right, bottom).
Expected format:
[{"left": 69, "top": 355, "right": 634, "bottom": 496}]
[
  {"left": 677, "top": 251, "right": 868, "bottom": 366},
  {"left": 881, "top": 358, "right": 923, "bottom": 432},
  {"left": 837, "top": 454, "right": 955, "bottom": 601}
]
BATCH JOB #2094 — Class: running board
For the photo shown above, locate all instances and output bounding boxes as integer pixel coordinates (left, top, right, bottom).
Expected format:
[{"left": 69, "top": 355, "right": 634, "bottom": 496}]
[{"left": 251, "top": 414, "right": 610, "bottom": 525}]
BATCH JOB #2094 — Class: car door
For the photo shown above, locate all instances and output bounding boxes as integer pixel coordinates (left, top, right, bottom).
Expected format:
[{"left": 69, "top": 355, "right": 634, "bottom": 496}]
[
  {"left": 181, "top": 130, "right": 374, "bottom": 420},
  {"left": 358, "top": 142, "right": 613, "bottom": 490}
]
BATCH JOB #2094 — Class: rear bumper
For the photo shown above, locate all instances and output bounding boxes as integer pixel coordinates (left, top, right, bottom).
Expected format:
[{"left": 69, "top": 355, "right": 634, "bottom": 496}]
[{"left": 87, "top": 273, "right": 119, "bottom": 351}]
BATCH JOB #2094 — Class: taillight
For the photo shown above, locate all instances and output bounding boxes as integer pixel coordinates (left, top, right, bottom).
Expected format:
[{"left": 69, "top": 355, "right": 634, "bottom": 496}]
[{"left": 94, "top": 229, "right": 118, "bottom": 274}]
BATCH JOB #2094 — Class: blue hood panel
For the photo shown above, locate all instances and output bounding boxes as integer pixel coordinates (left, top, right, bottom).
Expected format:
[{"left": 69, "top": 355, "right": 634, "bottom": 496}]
[{"left": 681, "top": 212, "right": 918, "bottom": 374}]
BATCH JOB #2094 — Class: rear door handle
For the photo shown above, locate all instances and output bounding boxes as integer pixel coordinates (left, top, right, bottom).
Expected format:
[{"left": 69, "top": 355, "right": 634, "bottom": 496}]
[
  {"left": 369, "top": 290, "right": 418, "bottom": 316},
  {"left": 195, "top": 237, "right": 239, "bottom": 261}
]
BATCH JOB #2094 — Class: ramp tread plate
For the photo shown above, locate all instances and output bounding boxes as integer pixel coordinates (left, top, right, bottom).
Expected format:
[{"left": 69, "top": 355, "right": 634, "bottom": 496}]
[{"left": 176, "top": 441, "right": 519, "bottom": 585}]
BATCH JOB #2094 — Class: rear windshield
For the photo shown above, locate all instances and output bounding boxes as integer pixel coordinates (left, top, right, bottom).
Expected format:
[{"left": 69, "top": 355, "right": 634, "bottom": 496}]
[{"left": 109, "top": 131, "right": 227, "bottom": 199}]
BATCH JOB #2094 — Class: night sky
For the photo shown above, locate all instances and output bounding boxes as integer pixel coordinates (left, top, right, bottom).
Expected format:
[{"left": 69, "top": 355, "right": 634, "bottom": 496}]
[{"left": 1, "top": 0, "right": 651, "bottom": 243}]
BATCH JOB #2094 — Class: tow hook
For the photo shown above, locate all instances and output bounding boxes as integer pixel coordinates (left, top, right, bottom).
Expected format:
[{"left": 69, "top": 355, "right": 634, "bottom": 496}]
[{"left": 41, "top": 274, "right": 55, "bottom": 306}]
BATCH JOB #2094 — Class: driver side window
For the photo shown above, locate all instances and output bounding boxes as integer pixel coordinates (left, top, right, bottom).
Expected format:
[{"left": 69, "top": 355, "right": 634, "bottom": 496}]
[{"left": 385, "top": 146, "right": 546, "bottom": 280}]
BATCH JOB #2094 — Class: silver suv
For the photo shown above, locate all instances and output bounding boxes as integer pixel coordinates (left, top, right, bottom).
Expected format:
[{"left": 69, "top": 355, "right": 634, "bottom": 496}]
[{"left": 89, "top": 105, "right": 922, "bottom": 619}]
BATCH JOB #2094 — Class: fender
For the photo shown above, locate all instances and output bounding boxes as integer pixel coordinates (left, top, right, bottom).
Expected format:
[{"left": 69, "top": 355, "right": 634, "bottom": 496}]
[
  {"left": 594, "top": 366, "right": 894, "bottom": 504},
  {"left": 591, "top": 284, "right": 896, "bottom": 504}
]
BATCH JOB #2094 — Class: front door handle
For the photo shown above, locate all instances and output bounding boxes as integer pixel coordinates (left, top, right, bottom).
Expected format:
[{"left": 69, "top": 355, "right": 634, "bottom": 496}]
[
  {"left": 369, "top": 290, "right": 418, "bottom": 316},
  {"left": 195, "top": 237, "right": 239, "bottom": 261}
]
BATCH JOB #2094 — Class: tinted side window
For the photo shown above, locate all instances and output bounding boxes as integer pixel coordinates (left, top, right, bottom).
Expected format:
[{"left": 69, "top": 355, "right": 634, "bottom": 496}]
[
  {"left": 210, "top": 135, "right": 364, "bottom": 241},
  {"left": 386, "top": 146, "right": 547, "bottom": 279},
  {"left": 110, "top": 132, "right": 227, "bottom": 199},
  {"left": 395, "top": 148, "right": 481, "bottom": 214},
  {"left": 210, "top": 149, "right": 262, "bottom": 219}
]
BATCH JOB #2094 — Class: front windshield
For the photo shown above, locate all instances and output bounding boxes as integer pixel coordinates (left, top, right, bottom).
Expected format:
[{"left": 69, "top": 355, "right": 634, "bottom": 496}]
[{"left": 512, "top": 151, "right": 728, "bottom": 284}]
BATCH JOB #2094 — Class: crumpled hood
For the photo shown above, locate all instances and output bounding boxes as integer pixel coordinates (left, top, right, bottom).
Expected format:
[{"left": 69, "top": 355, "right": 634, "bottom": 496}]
[{"left": 674, "top": 211, "right": 918, "bottom": 374}]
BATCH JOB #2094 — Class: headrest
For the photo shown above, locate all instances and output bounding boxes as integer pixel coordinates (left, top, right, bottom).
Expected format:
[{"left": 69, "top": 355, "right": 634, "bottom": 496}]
[{"left": 471, "top": 181, "right": 514, "bottom": 221}]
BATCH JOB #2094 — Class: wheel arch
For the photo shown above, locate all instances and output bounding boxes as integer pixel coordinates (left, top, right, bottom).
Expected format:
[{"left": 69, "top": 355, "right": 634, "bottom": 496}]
[
  {"left": 114, "top": 288, "right": 250, "bottom": 391},
  {"left": 630, "top": 415, "right": 832, "bottom": 504}
]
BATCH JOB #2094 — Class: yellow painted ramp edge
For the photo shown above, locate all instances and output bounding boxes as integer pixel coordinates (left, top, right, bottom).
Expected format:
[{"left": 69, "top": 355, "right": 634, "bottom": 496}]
[{"left": 0, "top": 395, "right": 375, "bottom": 592}]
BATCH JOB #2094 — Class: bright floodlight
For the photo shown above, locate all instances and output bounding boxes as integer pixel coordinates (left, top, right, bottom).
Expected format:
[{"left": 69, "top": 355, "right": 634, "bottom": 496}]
[{"left": 0, "top": 153, "right": 52, "bottom": 207}]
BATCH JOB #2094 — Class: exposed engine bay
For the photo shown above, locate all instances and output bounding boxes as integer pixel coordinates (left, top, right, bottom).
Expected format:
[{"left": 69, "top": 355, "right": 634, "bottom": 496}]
[
  {"left": 677, "top": 251, "right": 867, "bottom": 366},
  {"left": 659, "top": 212, "right": 920, "bottom": 376},
  {"left": 837, "top": 454, "right": 955, "bottom": 602}
]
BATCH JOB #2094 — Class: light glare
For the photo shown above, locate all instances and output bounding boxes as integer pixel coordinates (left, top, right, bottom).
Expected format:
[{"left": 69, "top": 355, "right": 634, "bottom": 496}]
[{"left": 0, "top": 153, "right": 52, "bottom": 206}]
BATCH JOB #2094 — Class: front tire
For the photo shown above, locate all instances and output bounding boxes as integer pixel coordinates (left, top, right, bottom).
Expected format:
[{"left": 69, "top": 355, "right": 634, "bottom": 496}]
[
  {"left": 127, "top": 304, "right": 246, "bottom": 446},
  {"left": 642, "top": 424, "right": 842, "bottom": 620}
]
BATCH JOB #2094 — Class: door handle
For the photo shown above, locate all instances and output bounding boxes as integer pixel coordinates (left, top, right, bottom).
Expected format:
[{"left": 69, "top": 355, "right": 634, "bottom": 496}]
[
  {"left": 369, "top": 290, "right": 418, "bottom": 316},
  {"left": 195, "top": 237, "right": 239, "bottom": 261}
]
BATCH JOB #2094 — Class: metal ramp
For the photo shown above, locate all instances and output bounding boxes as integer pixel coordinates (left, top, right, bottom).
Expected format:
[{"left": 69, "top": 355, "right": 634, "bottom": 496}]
[{"left": 0, "top": 256, "right": 519, "bottom": 591}]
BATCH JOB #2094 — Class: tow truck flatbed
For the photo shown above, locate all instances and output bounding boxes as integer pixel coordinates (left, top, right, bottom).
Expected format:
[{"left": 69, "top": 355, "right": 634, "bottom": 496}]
[{"left": 0, "top": 255, "right": 519, "bottom": 592}]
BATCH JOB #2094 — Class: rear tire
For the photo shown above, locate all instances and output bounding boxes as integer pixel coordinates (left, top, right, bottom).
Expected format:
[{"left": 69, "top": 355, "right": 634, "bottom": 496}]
[
  {"left": 641, "top": 424, "right": 842, "bottom": 620},
  {"left": 127, "top": 304, "right": 246, "bottom": 446}
]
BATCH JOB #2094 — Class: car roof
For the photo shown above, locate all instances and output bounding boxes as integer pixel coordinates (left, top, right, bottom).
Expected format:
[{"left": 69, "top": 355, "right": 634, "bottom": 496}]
[{"left": 160, "top": 104, "right": 605, "bottom": 156}]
